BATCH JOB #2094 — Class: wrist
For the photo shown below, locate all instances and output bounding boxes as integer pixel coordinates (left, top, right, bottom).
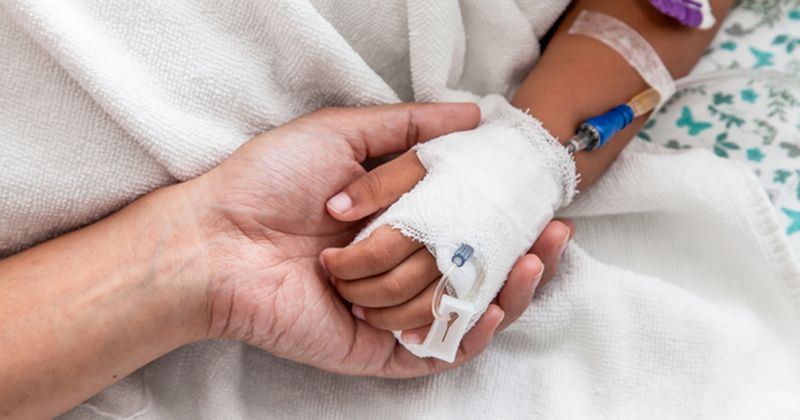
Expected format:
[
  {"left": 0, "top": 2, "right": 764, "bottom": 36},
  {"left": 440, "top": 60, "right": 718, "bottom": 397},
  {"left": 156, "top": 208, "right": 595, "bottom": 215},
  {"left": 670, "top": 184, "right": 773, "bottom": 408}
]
[
  {"left": 128, "top": 179, "right": 221, "bottom": 344},
  {"left": 511, "top": 92, "right": 581, "bottom": 143}
]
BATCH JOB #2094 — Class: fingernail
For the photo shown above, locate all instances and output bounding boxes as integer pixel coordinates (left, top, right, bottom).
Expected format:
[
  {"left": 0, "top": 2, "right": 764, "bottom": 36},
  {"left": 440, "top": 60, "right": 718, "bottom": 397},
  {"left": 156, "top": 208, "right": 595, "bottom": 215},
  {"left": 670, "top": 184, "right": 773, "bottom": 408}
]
[
  {"left": 532, "top": 265, "right": 545, "bottom": 287},
  {"left": 351, "top": 304, "right": 365, "bottom": 321},
  {"left": 319, "top": 255, "right": 328, "bottom": 273},
  {"left": 557, "top": 226, "right": 571, "bottom": 257},
  {"left": 561, "top": 224, "right": 572, "bottom": 243},
  {"left": 327, "top": 192, "right": 352, "bottom": 214},
  {"left": 403, "top": 332, "right": 422, "bottom": 345},
  {"left": 557, "top": 243, "right": 568, "bottom": 260}
]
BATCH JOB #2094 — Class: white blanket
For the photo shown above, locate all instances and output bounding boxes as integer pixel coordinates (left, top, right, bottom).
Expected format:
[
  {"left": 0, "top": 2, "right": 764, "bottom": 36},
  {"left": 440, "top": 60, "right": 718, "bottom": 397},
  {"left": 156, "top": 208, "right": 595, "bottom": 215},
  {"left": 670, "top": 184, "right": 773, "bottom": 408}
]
[{"left": 1, "top": 0, "right": 799, "bottom": 418}]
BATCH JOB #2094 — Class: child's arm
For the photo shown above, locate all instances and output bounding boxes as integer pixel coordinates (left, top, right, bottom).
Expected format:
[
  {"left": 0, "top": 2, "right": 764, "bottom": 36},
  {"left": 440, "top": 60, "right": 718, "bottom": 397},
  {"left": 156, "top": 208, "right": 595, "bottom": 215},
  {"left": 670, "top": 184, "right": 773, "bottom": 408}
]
[
  {"left": 322, "top": 0, "right": 734, "bottom": 340},
  {"left": 515, "top": 0, "right": 734, "bottom": 186}
]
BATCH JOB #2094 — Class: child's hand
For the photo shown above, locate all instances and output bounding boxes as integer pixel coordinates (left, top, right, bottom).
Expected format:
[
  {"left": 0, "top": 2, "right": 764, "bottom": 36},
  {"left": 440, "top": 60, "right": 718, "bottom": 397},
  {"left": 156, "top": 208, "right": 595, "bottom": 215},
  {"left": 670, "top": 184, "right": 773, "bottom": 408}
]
[{"left": 321, "top": 151, "right": 574, "bottom": 343}]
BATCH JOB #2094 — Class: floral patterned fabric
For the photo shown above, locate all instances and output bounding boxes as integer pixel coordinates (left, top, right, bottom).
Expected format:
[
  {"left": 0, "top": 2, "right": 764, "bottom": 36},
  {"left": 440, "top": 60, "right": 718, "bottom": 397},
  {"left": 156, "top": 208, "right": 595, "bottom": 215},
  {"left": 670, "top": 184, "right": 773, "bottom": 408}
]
[{"left": 639, "top": 0, "right": 800, "bottom": 255}]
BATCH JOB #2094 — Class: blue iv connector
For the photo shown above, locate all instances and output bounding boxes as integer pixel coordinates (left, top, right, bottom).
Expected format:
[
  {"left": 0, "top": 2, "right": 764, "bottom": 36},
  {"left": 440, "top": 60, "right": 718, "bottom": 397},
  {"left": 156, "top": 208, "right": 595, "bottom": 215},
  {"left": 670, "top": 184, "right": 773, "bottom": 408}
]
[
  {"left": 567, "top": 104, "right": 635, "bottom": 153},
  {"left": 451, "top": 244, "right": 474, "bottom": 268},
  {"left": 580, "top": 104, "right": 635, "bottom": 150}
]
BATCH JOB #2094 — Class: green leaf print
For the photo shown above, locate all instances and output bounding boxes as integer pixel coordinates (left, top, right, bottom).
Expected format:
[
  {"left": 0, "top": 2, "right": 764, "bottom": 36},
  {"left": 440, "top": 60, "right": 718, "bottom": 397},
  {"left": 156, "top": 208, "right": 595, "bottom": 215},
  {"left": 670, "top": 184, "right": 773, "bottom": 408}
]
[
  {"left": 665, "top": 139, "right": 691, "bottom": 150},
  {"left": 780, "top": 142, "right": 800, "bottom": 158},
  {"left": 714, "top": 145, "right": 730, "bottom": 158},
  {"left": 714, "top": 132, "right": 741, "bottom": 152},
  {"left": 713, "top": 92, "right": 734, "bottom": 105},
  {"left": 753, "top": 118, "right": 778, "bottom": 145},
  {"left": 725, "top": 22, "right": 755, "bottom": 36},
  {"left": 773, "top": 34, "right": 789, "bottom": 44},
  {"left": 784, "top": 208, "right": 800, "bottom": 235},
  {"left": 774, "top": 169, "right": 791, "bottom": 184},
  {"left": 708, "top": 105, "right": 746, "bottom": 129},
  {"left": 795, "top": 171, "right": 800, "bottom": 200},
  {"left": 766, "top": 84, "right": 800, "bottom": 122},
  {"left": 736, "top": 0, "right": 791, "bottom": 28},
  {"left": 658, "top": 87, "right": 707, "bottom": 115}
]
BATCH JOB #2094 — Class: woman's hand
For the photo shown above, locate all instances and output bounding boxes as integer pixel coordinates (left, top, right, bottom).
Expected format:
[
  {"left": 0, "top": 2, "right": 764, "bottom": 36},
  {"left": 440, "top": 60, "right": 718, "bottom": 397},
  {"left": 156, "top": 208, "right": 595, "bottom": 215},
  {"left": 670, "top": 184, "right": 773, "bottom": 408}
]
[{"left": 0, "top": 102, "right": 573, "bottom": 419}]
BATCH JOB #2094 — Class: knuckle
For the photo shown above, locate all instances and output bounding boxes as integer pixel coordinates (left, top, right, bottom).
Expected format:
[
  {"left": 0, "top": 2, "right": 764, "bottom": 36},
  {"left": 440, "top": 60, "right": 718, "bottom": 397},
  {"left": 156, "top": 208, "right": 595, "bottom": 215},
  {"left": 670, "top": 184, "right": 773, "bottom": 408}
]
[
  {"left": 325, "top": 251, "right": 348, "bottom": 276},
  {"left": 307, "top": 107, "right": 350, "bottom": 133},
  {"left": 311, "top": 106, "right": 340, "bottom": 120},
  {"left": 404, "top": 108, "right": 420, "bottom": 148},
  {"left": 359, "top": 171, "right": 384, "bottom": 202},
  {"left": 366, "top": 229, "right": 396, "bottom": 269},
  {"left": 393, "top": 306, "right": 433, "bottom": 331},
  {"left": 380, "top": 274, "right": 408, "bottom": 303},
  {"left": 417, "top": 305, "right": 434, "bottom": 324},
  {"left": 421, "top": 251, "right": 439, "bottom": 274},
  {"left": 334, "top": 281, "right": 355, "bottom": 302},
  {"left": 362, "top": 309, "right": 389, "bottom": 330}
]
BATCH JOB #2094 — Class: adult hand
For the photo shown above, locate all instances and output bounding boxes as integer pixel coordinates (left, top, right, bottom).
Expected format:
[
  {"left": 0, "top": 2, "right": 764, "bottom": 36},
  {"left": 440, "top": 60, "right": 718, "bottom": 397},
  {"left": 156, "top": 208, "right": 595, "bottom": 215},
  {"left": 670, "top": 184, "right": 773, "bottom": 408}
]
[
  {"left": 193, "top": 102, "right": 574, "bottom": 376},
  {"left": 0, "top": 102, "right": 574, "bottom": 418}
]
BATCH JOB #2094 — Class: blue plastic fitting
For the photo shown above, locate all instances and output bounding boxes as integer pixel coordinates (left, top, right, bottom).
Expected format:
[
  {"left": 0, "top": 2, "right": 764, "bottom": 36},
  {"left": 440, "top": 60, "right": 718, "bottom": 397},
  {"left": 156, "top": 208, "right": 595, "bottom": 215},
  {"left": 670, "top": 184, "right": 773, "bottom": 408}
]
[
  {"left": 580, "top": 104, "right": 634, "bottom": 150},
  {"left": 451, "top": 244, "right": 474, "bottom": 267}
]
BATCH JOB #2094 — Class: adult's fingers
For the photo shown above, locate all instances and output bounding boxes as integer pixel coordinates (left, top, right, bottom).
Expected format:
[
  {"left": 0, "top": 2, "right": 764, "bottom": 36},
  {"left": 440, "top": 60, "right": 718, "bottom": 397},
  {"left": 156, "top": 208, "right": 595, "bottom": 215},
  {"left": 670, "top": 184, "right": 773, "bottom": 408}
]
[
  {"left": 530, "top": 219, "right": 574, "bottom": 286},
  {"left": 496, "top": 219, "right": 573, "bottom": 331},
  {"left": 496, "top": 254, "right": 543, "bottom": 331},
  {"left": 311, "top": 102, "right": 480, "bottom": 162},
  {"left": 326, "top": 151, "right": 425, "bottom": 221}
]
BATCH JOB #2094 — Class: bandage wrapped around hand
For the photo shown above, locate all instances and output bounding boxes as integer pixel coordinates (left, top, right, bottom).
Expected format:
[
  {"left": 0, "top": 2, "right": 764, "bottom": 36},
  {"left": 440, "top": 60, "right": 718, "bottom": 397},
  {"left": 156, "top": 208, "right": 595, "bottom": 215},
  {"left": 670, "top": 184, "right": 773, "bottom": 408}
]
[{"left": 354, "top": 95, "right": 577, "bottom": 358}]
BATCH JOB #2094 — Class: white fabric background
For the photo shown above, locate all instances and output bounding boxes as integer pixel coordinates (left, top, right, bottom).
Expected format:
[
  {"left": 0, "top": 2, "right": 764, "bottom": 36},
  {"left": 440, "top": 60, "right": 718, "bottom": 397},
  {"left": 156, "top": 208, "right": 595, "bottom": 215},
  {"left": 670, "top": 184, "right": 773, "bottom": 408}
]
[{"left": 1, "top": 0, "right": 798, "bottom": 418}]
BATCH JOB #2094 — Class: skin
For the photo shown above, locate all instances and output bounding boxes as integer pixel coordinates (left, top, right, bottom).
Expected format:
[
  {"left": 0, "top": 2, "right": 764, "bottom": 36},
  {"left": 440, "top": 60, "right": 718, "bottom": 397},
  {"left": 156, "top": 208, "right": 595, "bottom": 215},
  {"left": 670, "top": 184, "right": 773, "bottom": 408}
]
[
  {"left": 0, "top": 103, "right": 570, "bottom": 419},
  {"left": 321, "top": 0, "right": 735, "bottom": 340}
]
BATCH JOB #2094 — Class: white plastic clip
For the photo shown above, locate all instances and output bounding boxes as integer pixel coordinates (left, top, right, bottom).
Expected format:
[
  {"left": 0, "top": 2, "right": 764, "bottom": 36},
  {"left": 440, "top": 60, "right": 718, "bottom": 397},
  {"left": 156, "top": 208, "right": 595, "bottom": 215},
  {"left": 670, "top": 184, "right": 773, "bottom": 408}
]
[
  {"left": 404, "top": 294, "right": 477, "bottom": 363},
  {"left": 402, "top": 244, "right": 477, "bottom": 363}
]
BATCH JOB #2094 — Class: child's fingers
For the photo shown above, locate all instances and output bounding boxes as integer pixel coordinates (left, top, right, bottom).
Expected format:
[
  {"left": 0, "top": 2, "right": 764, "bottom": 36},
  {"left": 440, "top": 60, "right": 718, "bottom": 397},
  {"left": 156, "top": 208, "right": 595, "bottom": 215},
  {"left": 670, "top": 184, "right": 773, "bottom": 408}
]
[
  {"left": 351, "top": 282, "right": 436, "bottom": 331},
  {"left": 335, "top": 248, "right": 439, "bottom": 308},
  {"left": 320, "top": 225, "right": 423, "bottom": 280},
  {"left": 326, "top": 151, "right": 426, "bottom": 222}
]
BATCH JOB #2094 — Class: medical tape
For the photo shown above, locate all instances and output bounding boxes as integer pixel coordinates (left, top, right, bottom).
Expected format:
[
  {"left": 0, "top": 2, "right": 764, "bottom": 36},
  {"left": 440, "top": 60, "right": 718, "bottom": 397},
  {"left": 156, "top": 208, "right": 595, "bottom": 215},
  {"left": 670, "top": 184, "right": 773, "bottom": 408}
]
[{"left": 569, "top": 10, "right": 675, "bottom": 106}]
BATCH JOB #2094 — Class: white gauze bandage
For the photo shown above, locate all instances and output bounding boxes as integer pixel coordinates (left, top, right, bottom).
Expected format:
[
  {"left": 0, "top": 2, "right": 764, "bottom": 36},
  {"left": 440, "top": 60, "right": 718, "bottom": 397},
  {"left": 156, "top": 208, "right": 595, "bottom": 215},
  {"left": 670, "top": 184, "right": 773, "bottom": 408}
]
[{"left": 353, "top": 95, "right": 577, "bottom": 361}]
